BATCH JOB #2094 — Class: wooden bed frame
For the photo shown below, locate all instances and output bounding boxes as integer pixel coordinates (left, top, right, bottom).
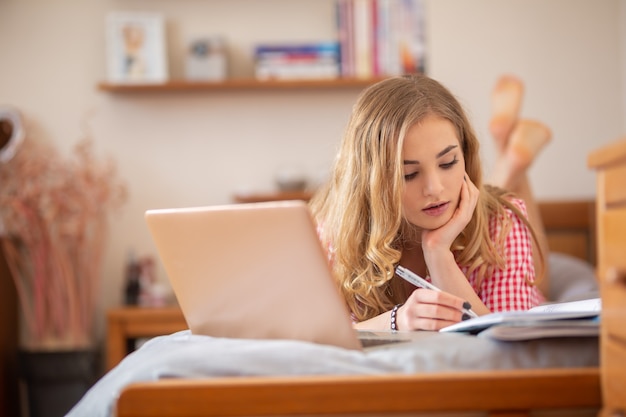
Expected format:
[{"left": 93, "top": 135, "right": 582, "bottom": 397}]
[{"left": 115, "top": 199, "right": 601, "bottom": 417}]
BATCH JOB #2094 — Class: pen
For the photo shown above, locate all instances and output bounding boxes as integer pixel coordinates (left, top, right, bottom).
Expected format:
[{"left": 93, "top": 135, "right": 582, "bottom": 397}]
[{"left": 395, "top": 265, "right": 479, "bottom": 319}]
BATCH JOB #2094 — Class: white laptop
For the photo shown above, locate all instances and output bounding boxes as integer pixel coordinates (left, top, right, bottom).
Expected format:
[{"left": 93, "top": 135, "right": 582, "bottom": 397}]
[{"left": 145, "top": 200, "right": 416, "bottom": 351}]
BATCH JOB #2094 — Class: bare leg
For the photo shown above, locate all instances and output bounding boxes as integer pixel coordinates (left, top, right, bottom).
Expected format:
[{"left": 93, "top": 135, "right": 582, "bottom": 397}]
[{"left": 488, "top": 75, "right": 553, "bottom": 299}]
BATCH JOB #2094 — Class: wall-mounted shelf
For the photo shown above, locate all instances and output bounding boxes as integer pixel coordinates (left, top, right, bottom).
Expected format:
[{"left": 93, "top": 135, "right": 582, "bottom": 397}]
[
  {"left": 232, "top": 190, "right": 314, "bottom": 204},
  {"left": 97, "top": 77, "right": 388, "bottom": 93}
]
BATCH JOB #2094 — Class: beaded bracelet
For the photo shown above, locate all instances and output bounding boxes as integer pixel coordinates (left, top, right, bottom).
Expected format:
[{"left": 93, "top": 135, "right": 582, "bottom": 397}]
[{"left": 390, "top": 303, "right": 403, "bottom": 331}]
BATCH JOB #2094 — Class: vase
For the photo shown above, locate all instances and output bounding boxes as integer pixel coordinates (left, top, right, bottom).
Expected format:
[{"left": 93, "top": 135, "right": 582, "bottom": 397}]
[{"left": 17, "top": 349, "right": 98, "bottom": 417}]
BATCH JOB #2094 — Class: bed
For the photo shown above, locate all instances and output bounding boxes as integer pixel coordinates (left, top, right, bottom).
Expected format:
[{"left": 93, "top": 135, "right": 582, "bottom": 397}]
[{"left": 67, "top": 199, "right": 601, "bottom": 417}]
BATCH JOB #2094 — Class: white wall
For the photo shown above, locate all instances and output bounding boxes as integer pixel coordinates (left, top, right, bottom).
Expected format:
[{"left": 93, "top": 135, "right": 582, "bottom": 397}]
[{"left": 1, "top": 0, "right": 624, "bottom": 346}]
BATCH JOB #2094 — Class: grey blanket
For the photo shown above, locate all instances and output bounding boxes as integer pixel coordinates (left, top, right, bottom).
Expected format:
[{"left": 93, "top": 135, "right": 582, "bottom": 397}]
[{"left": 65, "top": 330, "right": 598, "bottom": 417}]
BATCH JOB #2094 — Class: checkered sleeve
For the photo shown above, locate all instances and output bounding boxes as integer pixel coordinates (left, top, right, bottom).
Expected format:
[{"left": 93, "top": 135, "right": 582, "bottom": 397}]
[{"left": 474, "top": 198, "right": 542, "bottom": 312}]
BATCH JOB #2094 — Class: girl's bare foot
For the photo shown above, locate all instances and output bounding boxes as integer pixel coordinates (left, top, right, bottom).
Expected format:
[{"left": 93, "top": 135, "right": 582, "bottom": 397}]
[
  {"left": 489, "top": 75, "right": 525, "bottom": 154},
  {"left": 491, "top": 119, "right": 552, "bottom": 190},
  {"left": 508, "top": 120, "right": 552, "bottom": 169}
]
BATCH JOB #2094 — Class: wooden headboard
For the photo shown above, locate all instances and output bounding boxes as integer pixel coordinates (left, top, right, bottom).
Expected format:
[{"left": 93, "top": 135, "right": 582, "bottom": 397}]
[{"left": 538, "top": 199, "right": 596, "bottom": 265}]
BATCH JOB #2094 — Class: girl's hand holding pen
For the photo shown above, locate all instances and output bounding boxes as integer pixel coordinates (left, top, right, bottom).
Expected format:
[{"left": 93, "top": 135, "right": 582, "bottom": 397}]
[
  {"left": 394, "top": 287, "right": 474, "bottom": 331},
  {"left": 394, "top": 266, "right": 477, "bottom": 331}
]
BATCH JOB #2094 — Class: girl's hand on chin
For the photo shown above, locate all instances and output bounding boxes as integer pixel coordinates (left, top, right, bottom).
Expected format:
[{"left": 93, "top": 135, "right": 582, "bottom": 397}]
[{"left": 422, "top": 175, "right": 479, "bottom": 251}]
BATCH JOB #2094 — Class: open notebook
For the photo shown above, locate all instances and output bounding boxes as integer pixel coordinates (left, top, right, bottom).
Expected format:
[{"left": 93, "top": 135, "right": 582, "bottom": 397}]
[
  {"left": 145, "top": 200, "right": 413, "bottom": 351},
  {"left": 441, "top": 297, "right": 601, "bottom": 341}
]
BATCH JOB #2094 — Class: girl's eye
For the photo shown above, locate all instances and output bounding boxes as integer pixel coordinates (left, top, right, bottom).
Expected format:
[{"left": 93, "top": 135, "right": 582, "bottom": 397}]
[
  {"left": 441, "top": 157, "right": 459, "bottom": 169},
  {"left": 404, "top": 172, "right": 418, "bottom": 181}
]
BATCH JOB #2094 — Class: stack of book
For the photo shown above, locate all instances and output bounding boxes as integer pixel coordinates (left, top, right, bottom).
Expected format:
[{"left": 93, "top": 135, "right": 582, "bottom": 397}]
[
  {"left": 336, "top": 0, "right": 426, "bottom": 78},
  {"left": 254, "top": 42, "right": 341, "bottom": 81}
]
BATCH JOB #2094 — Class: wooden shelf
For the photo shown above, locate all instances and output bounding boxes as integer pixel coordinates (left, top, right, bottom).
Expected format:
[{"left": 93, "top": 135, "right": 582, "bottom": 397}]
[
  {"left": 97, "top": 77, "right": 387, "bottom": 93},
  {"left": 232, "top": 190, "right": 314, "bottom": 204}
]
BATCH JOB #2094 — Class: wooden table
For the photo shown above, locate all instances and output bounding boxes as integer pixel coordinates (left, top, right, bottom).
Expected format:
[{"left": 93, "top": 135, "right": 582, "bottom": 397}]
[{"left": 106, "top": 306, "right": 187, "bottom": 370}]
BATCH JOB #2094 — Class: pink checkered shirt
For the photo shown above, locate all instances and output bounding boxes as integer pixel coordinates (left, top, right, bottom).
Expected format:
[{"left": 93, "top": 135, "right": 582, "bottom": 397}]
[{"left": 458, "top": 198, "right": 542, "bottom": 311}]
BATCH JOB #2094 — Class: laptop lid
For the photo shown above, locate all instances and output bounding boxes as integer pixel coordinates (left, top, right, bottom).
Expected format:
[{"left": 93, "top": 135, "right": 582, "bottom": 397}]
[{"left": 145, "top": 200, "right": 362, "bottom": 351}]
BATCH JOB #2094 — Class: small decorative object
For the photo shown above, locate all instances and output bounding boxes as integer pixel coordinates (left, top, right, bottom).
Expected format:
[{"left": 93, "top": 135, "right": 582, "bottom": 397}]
[
  {"left": 123, "top": 252, "right": 141, "bottom": 306},
  {"left": 185, "top": 36, "right": 227, "bottom": 81},
  {"left": 275, "top": 166, "right": 308, "bottom": 192},
  {"left": 0, "top": 106, "right": 24, "bottom": 164},
  {"left": 137, "top": 255, "right": 170, "bottom": 307},
  {"left": 123, "top": 252, "right": 170, "bottom": 307},
  {"left": 105, "top": 12, "right": 168, "bottom": 84}
]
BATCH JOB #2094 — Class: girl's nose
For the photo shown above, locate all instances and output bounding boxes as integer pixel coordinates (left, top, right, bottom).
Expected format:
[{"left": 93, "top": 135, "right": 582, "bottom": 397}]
[{"left": 422, "top": 172, "right": 444, "bottom": 197}]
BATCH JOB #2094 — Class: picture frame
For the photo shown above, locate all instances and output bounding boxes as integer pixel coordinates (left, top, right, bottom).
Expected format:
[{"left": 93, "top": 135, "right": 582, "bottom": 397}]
[{"left": 106, "top": 12, "right": 168, "bottom": 84}]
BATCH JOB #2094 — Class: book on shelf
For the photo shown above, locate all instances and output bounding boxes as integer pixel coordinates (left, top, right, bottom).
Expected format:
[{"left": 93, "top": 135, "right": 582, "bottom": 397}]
[
  {"left": 353, "top": 0, "right": 374, "bottom": 79},
  {"left": 440, "top": 298, "right": 601, "bottom": 341},
  {"left": 335, "top": 0, "right": 426, "bottom": 78},
  {"left": 253, "top": 42, "right": 341, "bottom": 81}
]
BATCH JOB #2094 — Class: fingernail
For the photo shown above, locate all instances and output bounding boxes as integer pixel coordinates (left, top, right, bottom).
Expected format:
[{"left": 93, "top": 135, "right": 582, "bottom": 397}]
[
  {"left": 463, "top": 301, "right": 472, "bottom": 310},
  {"left": 462, "top": 313, "right": 471, "bottom": 321}
]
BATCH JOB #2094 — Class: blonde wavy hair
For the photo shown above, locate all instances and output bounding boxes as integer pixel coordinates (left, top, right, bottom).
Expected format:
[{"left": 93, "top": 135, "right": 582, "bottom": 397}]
[{"left": 309, "top": 74, "right": 542, "bottom": 322}]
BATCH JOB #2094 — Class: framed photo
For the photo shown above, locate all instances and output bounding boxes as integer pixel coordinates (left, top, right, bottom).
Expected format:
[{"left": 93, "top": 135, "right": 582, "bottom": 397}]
[{"left": 106, "top": 12, "right": 168, "bottom": 84}]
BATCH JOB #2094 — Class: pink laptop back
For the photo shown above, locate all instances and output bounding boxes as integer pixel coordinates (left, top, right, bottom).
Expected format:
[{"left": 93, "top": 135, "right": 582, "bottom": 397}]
[{"left": 145, "top": 200, "right": 361, "bottom": 350}]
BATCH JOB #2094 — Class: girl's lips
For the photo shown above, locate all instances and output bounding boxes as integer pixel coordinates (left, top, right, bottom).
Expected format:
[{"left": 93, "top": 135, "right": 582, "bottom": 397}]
[{"left": 422, "top": 202, "right": 450, "bottom": 216}]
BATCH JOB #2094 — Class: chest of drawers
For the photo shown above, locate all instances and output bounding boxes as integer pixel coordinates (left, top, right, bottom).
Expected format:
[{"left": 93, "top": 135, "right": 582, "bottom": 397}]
[{"left": 588, "top": 137, "right": 626, "bottom": 416}]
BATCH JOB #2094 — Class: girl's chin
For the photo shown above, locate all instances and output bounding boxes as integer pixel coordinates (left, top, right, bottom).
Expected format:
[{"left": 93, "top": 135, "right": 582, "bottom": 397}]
[{"left": 411, "top": 214, "right": 453, "bottom": 231}]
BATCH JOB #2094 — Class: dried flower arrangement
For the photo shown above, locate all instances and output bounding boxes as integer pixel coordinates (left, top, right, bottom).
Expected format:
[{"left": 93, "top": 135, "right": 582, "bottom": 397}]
[{"left": 0, "top": 134, "right": 127, "bottom": 350}]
